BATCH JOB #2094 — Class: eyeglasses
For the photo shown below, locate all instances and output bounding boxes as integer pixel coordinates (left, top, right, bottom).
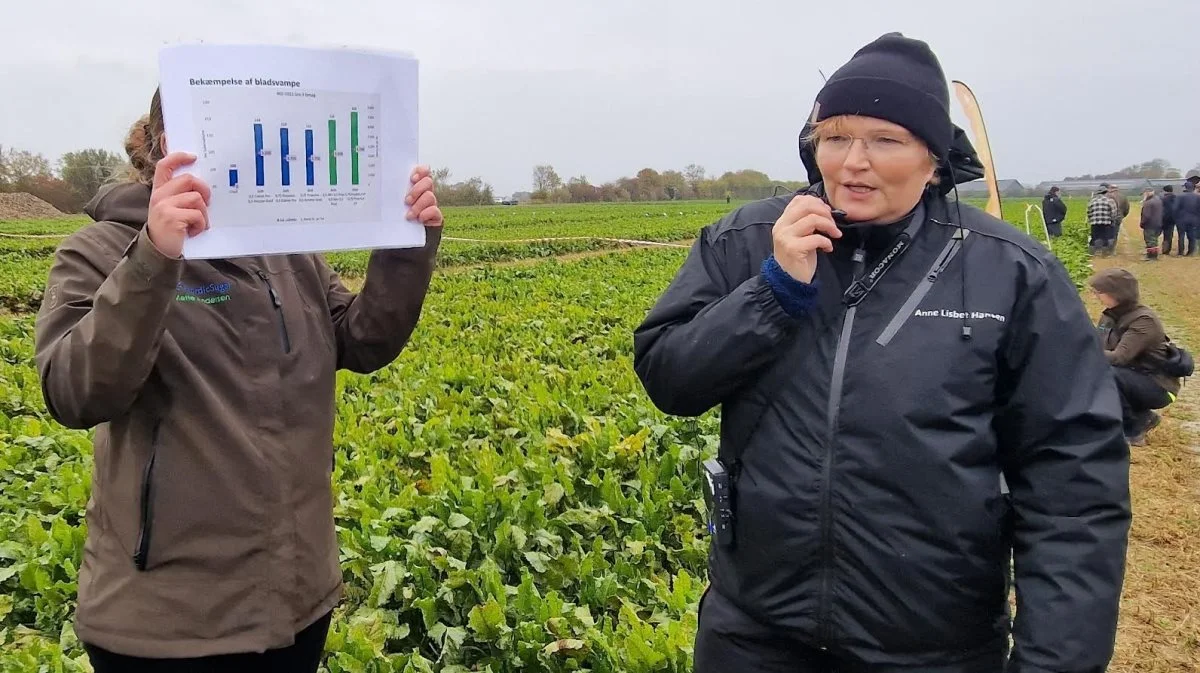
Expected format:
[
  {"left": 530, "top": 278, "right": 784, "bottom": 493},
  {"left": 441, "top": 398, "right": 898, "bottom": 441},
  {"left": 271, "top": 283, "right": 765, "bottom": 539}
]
[{"left": 815, "top": 134, "right": 917, "bottom": 158}]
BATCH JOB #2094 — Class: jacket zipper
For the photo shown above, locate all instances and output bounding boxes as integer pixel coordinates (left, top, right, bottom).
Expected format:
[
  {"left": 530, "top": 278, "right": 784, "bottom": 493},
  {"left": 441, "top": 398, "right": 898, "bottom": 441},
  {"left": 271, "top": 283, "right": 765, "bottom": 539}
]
[
  {"left": 133, "top": 421, "right": 162, "bottom": 571},
  {"left": 256, "top": 269, "right": 292, "bottom": 354},
  {"left": 874, "top": 230, "right": 970, "bottom": 347},
  {"left": 818, "top": 244, "right": 867, "bottom": 645}
]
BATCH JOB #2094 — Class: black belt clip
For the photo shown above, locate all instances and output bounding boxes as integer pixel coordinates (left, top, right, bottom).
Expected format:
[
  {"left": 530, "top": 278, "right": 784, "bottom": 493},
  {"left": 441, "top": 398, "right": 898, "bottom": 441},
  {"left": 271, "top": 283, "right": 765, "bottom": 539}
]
[{"left": 702, "top": 458, "right": 736, "bottom": 548}]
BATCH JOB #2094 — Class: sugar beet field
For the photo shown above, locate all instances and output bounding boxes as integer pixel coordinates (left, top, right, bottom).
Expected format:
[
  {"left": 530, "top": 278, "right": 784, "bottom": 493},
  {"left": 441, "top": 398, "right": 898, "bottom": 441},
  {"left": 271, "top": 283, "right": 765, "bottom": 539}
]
[{"left": 2, "top": 199, "right": 1196, "bottom": 672}]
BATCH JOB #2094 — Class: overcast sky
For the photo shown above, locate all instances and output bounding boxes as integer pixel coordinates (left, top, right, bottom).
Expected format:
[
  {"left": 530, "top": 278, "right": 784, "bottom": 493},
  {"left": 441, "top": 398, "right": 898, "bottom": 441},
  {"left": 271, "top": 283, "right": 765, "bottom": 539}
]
[{"left": 3, "top": 0, "right": 1197, "bottom": 196}]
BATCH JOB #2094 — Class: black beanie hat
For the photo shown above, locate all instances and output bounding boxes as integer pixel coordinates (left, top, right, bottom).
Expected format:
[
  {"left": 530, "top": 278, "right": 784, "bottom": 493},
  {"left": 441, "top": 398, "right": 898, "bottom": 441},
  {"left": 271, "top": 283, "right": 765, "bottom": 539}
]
[{"left": 813, "top": 32, "right": 952, "bottom": 160}]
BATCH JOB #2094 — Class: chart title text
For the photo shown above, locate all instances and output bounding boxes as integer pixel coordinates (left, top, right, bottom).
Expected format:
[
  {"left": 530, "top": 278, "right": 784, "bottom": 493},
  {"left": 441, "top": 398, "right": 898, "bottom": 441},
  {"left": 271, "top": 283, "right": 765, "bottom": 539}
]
[{"left": 189, "top": 77, "right": 301, "bottom": 88}]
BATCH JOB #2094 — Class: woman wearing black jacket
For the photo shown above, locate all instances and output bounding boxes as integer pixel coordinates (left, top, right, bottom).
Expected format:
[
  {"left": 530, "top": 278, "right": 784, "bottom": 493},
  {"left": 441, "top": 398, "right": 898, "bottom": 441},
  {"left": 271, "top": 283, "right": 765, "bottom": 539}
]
[
  {"left": 1042, "top": 185, "right": 1068, "bottom": 237},
  {"left": 634, "top": 33, "right": 1129, "bottom": 673}
]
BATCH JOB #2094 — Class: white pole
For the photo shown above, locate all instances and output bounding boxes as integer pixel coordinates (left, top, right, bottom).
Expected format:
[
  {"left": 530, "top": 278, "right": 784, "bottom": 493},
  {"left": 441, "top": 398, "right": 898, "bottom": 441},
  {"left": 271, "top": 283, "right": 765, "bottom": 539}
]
[{"left": 1025, "top": 204, "right": 1052, "bottom": 252}]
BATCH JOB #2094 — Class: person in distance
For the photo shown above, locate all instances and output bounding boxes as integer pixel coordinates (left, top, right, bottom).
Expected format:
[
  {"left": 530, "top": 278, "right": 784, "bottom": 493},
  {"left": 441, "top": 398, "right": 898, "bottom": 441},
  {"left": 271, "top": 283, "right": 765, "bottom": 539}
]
[
  {"left": 634, "top": 32, "right": 1129, "bottom": 673},
  {"left": 1173, "top": 180, "right": 1200, "bottom": 256},
  {"left": 1040, "top": 184, "right": 1067, "bottom": 238},
  {"left": 1139, "top": 187, "right": 1164, "bottom": 261},
  {"left": 1088, "top": 186, "right": 1118, "bottom": 256},
  {"left": 1107, "top": 183, "right": 1130, "bottom": 240},
  {"left": 34, "top": 89, "right": 443, "bottom": 673},
  {"left": 1160, "top": 184, "right": 1178, "bottom": 255}
]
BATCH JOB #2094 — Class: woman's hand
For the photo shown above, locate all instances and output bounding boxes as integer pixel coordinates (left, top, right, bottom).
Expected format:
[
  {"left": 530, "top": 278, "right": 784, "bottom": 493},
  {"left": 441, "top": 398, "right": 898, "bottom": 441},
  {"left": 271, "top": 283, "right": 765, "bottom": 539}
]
[
  {"left": 406, "top": 165, "right": 443, "bottom": 227},
  {"left": 147, "top": 152, "right": 211, "bottom": 258},
  {"left": 772, "top": 195, "right": 841, "bottom": 283}
]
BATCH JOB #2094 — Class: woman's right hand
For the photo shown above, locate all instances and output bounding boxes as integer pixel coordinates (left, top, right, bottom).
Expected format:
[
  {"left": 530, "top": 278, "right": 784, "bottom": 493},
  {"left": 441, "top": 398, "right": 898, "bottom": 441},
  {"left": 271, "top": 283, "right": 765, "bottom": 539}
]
[
  {"left": 772, "top": 195, "right": 842, "bottom": 283},
  {"left": 147, "top": 152, "right": 211, "bottom": 259}
]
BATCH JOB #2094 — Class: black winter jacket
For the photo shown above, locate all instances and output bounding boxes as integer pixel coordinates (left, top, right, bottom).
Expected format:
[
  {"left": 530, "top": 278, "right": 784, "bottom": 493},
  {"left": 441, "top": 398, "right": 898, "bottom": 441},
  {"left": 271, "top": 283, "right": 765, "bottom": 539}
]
[
  {"left": 1041, "top": 192, "right": 1067, "bottom": 225},
  {"left": 1172, "top": 191, "right": 1200, "bottom": 231},
  {"left": 634, "top": 188, "right": 1130, "bottom": 672},
  {"left": 1161, "top": 192, "right": 1177, "bottom": 226}
]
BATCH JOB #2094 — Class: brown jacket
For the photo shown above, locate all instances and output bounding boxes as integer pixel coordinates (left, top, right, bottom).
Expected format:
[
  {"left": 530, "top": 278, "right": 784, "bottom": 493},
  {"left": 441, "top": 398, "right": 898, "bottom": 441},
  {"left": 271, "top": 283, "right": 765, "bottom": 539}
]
[
  {"left": 34, "top": 182, "right": 440, "bottom": 657},
  {"left": 1092, "top": 269, "right": 1180, "bottom": 395},
  {"left": 1140, "top": 195, "right": 1164, "bottom": 231},
  {"left": 1111, "top": 191, "right": 1130, "bottom": 221}
]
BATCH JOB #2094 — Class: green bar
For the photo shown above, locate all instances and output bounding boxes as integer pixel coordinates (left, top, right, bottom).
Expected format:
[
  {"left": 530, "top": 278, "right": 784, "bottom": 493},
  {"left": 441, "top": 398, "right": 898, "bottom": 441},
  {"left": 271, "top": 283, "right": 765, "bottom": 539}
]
[
  {"left": 328, "top": 119, "right": 337, "bottom": 186},
  {"left": 351, "top": 111, "right": 360, "bottom": 185}
]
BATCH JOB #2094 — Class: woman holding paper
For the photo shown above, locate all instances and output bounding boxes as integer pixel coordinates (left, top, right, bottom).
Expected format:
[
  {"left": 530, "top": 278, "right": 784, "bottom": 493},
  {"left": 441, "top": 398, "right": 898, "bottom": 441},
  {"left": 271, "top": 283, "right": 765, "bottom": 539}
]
[{"left": 34, "top": 89, "right": 443, "bottom": 672}]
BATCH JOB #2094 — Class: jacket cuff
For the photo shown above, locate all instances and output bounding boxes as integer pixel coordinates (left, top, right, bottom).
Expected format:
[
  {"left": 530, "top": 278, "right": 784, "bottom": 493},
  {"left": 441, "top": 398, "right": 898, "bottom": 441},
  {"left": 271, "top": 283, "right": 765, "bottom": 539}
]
[
  {"left": 760, "top": 255, "right": 820, "bottom": 319},
  {"left": 375, "top": 226, "right": 443, "bottom": 254},
  {"left": 123, "top": 227, "right": 183, "bottom": 283}
]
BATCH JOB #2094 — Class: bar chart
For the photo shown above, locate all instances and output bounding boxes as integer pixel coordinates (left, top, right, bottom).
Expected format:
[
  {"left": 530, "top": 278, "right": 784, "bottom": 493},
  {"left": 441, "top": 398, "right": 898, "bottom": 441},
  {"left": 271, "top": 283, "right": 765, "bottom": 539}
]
[{"left": 194, "top": 85, "right": 382, "bottom": 226}]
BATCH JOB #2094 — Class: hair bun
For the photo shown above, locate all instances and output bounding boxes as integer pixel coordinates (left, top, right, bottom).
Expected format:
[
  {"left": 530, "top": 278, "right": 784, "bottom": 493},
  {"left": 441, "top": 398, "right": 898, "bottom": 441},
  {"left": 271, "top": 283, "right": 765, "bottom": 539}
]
[{"left": 124, "top": 114, "right": 155, "bottom": 184}]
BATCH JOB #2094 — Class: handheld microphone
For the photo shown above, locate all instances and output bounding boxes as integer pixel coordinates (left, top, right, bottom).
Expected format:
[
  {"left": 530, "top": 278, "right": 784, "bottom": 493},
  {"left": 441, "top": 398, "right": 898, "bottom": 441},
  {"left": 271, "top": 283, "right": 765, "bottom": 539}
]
[{"left": 820, "top": 195, "right": 875, "bottom": 231}]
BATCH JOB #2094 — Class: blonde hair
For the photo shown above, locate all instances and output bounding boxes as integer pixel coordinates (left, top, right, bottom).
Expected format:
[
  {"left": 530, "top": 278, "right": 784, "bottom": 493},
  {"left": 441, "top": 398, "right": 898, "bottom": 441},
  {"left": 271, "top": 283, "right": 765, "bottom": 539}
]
[
  {"left": 805, "top": 115, "right": 941, "bottom": 185},
  {"left": 123, "top": 88, "right": 165, "bottom": 186}
]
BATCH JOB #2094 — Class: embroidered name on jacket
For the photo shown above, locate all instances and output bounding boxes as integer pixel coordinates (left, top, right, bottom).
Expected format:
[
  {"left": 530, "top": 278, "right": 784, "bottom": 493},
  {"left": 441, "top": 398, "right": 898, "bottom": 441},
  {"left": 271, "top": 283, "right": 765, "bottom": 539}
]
[
  {"left": 914, "top": 308, "right": 1007, "bottom": 323},
  {"left": 176, "top": 281, "right": 232, "bottom": 305}
]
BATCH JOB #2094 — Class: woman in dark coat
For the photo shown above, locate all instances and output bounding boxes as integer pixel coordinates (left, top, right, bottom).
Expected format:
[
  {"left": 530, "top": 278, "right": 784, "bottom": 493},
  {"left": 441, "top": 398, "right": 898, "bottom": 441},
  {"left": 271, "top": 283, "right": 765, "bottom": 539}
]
[
  {"left": 635, "top": 32, "right": 1129, "bottom": 673},
  {"left": 1041, "top": 185, "right": 1068, "bottom": 237}
]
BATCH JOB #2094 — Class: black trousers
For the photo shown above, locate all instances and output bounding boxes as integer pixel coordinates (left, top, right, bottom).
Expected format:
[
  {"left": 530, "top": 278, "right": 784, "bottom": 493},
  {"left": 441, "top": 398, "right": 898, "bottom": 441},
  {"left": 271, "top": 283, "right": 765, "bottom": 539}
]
[
  {"left": 1171, "top": 222, "right": 1198, "bottom": 255},
  {"left": 694, "top": 588, "right": 1007, "bottom": 673},
  {"left": 84, "top": 611, "right": 332, "bottom": 673},
  {"left": 1113, "top": 367, "right": 1171, "bottom": 435},
  {"left": 1162, "top": 221, "right": 1176, "bottom": 253},
  {"left": 1089, "top": 224, "right": 1115, "bottom": 252}
]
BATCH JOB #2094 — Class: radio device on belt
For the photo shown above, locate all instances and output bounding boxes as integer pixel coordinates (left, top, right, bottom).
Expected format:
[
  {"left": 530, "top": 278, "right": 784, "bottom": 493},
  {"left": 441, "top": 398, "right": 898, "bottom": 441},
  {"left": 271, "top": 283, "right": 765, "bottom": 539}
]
[{"left": 702, "top": 458, "right": 735, "bottom": 547}]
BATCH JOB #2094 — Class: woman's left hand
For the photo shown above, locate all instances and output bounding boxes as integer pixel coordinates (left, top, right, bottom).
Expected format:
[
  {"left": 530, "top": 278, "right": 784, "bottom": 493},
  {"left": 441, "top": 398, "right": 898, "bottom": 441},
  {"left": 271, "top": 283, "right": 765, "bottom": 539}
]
[{"left": 405, "top": 165, "right": 444, "bottom": 227}]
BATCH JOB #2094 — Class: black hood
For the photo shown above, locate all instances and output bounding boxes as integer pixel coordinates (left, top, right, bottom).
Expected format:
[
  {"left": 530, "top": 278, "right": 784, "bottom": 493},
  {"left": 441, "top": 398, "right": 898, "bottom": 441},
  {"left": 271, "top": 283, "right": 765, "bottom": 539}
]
[{"left": 797, "top": 122, "right": 985, "bottom": 196}]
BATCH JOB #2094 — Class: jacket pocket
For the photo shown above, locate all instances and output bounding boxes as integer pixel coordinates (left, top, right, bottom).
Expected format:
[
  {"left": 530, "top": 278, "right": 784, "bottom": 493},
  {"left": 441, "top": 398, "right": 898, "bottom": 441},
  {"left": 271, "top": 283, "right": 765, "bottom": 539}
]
[{"left": 132, "top": 420, "right": 162, "bottom": 571}]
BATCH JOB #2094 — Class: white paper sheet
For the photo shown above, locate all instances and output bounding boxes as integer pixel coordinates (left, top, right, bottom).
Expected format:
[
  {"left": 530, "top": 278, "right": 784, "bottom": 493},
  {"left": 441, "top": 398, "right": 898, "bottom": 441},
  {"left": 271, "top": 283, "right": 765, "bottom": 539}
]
[{"left": 158, "top": 44, "right": 423, "bottom": 259}]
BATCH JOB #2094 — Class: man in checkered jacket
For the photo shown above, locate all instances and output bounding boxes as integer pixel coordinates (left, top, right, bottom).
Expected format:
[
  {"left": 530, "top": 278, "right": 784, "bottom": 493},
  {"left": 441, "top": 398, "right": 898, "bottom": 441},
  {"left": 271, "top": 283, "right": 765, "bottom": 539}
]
[{"left": 1088, "top": 188, "right": 1118, "bottom": 255}]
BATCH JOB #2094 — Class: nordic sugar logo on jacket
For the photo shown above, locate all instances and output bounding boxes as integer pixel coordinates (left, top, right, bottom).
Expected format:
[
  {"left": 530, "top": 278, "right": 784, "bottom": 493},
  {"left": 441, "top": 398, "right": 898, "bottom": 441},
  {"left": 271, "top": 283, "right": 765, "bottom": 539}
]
[{"left": 176, "top": 281, "right": 233, "bottom": 305}]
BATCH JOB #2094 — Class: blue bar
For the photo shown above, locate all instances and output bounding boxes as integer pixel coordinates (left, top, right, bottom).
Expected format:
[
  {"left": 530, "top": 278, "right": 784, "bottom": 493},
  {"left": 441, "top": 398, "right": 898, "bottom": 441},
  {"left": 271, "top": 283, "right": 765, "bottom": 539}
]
[
  {"left": 305, "top": 129, "right": 315, "bottom": 186},
  {"left": 280, "top": 127, "right": 290, "bottom": 187},
  {"left": 253, "top": 123, "right": 265, "bottom": 186},
  {"left": 229, "top": 168, "right": 238, "bottom": 187}
]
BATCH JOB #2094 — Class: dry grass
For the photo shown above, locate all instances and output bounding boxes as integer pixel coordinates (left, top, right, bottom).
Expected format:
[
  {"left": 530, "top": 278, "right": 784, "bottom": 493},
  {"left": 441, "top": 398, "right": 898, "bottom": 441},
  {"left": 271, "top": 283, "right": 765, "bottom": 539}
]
[{"left": 1083, "top": 213, "right": 1200, "bottom": 672}]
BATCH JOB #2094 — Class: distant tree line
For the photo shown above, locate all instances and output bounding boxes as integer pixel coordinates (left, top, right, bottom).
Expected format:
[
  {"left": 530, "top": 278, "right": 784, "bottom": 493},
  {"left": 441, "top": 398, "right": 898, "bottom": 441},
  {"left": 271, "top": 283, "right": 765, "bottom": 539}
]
[
  {"left": 8, "top": 140, "right": 1200, "bottom": 215},
  {"left": 0, "top": 145, "right": 127, "bottom": 213},
  {"left": 522, "top": 164, "right": 805, "bottom": 203},
  {"left": 1063, "top": 158, "right": 1200, "bottom": 182},
  {"left": 428, "top": 164, "right": 808, "bottom": 206},
  {"left": 429, "top": 168, "right": 497, "bottom": 207}
]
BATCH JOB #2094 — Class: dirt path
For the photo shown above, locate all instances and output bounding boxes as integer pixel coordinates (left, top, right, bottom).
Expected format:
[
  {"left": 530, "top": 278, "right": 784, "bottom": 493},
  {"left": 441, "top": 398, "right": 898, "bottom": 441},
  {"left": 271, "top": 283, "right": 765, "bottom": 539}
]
[
  {"left": 340, "top": 241, "right": 693, "bottom": 292},
  {"left": 1084, "top": 210, "right": 1200, "bottom": 672}
]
